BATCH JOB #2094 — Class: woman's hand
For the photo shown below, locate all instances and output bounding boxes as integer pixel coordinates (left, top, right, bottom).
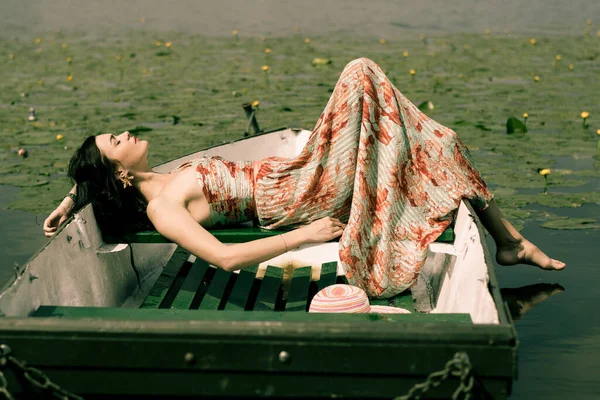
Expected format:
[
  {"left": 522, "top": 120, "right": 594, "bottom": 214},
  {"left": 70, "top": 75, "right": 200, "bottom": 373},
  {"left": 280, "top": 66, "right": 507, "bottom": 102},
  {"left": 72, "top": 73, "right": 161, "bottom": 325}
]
[
  {"left": 301, "top": 217, "right": 346, "bottom": 244},
  {"left": 43, "top": 204, "right": 72, "bottom": 237}
]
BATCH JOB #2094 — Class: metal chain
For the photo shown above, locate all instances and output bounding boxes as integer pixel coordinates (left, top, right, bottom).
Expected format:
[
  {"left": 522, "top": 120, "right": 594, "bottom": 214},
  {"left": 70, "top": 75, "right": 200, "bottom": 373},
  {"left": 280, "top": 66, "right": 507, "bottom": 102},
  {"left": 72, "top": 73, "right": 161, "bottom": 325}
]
[
  {"left": 0, "top": 370, "right": 16, "bottom": 400},
  {"left": 395, "top": 352, "right": 476, "bottom": 400},
  {"left": 0, "top": 344, "right": 84, "bottom": 400}
]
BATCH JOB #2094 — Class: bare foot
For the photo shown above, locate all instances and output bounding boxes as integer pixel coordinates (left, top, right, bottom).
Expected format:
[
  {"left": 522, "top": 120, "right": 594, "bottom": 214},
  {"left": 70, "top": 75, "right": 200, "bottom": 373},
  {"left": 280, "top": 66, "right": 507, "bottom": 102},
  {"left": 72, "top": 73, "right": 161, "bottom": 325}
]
[{"left": 496, "top": 239, "right": 566, "bottom": 270}]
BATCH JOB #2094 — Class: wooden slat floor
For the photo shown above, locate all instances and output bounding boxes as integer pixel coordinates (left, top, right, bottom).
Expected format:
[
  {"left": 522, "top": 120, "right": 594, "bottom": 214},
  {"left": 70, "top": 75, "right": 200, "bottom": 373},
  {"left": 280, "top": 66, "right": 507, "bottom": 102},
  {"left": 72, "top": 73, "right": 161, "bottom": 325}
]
[{"left": 138, "top": 248, "right": 416, "bottom": 313}]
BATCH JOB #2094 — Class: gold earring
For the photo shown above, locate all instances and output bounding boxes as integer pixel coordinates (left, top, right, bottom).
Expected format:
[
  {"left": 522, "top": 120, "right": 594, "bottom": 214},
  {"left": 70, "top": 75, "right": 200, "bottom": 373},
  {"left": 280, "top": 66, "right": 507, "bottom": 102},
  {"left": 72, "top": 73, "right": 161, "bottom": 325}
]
[{"left": 120, "top": 175, "right": 134, "bottom": 189}]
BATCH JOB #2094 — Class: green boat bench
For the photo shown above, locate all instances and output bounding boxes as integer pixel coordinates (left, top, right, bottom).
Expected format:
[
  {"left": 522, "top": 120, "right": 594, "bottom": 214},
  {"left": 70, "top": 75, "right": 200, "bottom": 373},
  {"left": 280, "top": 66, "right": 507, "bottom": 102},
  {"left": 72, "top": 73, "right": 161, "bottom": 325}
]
[{"left": 103, "top": 225, "right": 455, "bottom": 245}]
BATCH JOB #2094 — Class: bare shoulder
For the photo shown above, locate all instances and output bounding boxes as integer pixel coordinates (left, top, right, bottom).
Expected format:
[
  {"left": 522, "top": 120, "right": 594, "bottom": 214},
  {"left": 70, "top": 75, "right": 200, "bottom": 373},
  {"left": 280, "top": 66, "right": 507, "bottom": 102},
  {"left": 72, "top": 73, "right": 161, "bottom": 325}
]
[
  {"left": 147, "top": 168, "right": 207, "bottom": 224},
  {"left": 159, "top": 168, "right": 203, "bottom": 204}
]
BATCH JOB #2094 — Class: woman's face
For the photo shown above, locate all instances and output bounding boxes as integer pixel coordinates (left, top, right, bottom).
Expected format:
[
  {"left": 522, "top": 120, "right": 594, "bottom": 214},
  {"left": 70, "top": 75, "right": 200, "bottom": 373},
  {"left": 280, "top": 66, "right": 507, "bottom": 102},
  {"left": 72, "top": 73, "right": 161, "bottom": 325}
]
[{"left": 95, "top": 131, "right": 149, "bottom": 173}]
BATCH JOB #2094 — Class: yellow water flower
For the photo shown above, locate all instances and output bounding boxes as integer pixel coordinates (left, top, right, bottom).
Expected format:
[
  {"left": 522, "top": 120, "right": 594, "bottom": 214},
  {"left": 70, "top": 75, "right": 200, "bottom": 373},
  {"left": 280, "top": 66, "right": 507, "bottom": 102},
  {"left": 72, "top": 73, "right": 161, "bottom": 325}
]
[
  {"left": 523, "top": 113, "right": 529, "bottom": 119},
  {"left": 265, "top": 48, "right": 271, "bottom": 54},
  {"left": 67, "top": 75, "right": 73, "bottom": 82},
  {"left": 539, "top": 169, "right": 551, "bottom": 176},
  {"left": 165, "top": 42, "right": 172, "bottom": 48},
  {"left": 9, "top": 54, "right": 14, "bottom": 60},
  {"left": 115, "top": 55, "right": 121, "bottom": 61},
  {"left": 35, "top": 38, "right": 41, "bottom": 44},
  {"left": 38, "top": 80, "right": 44, "bottom": 86},
  {"left": 379, "top": 38, "right": 386, "bottom": 44},
  {"left": 304, "top": 37, "right": 311, "bottom": 44},
  {"left": 569, "top": 64, "right": 574, "bottom": 70},
  {"left": 232, "top": 29, "right": 239, "bottom": 36},
  {"left": 596, "top": 128, "right": 600, "bottom": 136},
  {"left": 403, "top": 51, "right": 409, "bottom": 57},
  {"left": 252, "top": 100, "right": 260, "bottom": 107},
  {"left": 529, "top": 38, "right": 536, "bottom": 45},
  {"left": 66, "top": 57, "right": 72, "bottom": 63},
  {"left": 484, "top": 29, "right": 491, "bottom": 35},
  {"left": 458, "top": 73, "right": 464, "bottom": 78},
  {"left": 155, "top": 41, "right": 162, "bottom": 47},
  {"left": 409, "top": 69, "right": 416, "bottom": 76},
  {"left": 262, "top": 65, "right": 269, "bottom": 71},
  {"left": 534, "top": 76, "right": 540, "bottom": 82},
  {"left": 581, "top": 111, "right": 590, "bottom": 128},
  {"left": 555, "top": 54, "right": 561, "bottom": 61},
  {"left": 56, "top": 134, "right": 64, "bottom": 140},
  {"left": 61, "top": 43, "right": 67, "bottom": 49}
]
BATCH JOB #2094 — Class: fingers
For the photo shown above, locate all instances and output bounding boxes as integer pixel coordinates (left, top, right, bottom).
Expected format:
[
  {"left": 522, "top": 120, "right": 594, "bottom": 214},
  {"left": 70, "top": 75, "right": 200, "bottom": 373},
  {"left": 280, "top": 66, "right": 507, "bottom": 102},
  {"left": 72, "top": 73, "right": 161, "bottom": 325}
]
[{"left": 43, "top": 226, "right": 57, "bottom": 237}]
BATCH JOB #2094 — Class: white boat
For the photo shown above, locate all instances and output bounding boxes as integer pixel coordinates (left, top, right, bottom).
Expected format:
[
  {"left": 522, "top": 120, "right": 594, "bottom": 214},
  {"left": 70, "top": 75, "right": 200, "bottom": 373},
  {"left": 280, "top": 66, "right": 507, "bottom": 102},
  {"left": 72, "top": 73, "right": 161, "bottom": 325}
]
[{"left": 0, "top": 125, "right": 517, "bottom": 399}]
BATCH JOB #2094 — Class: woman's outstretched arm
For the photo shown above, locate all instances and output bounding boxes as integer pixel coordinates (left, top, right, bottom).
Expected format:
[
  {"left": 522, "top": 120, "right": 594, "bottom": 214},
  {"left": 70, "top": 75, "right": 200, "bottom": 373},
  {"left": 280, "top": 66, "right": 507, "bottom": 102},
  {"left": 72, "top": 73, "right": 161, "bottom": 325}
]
[
  {"left": 43, "top": 184, "right": 78, "bottom": 237},
  {"left": 147, "top": 197, "right": 345, "bottom": 272}
]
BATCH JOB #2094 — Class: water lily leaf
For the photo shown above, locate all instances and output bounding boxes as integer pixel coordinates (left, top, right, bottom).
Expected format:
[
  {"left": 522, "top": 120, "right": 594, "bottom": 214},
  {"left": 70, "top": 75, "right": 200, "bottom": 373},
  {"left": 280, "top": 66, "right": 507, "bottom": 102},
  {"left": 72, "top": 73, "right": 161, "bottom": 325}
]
[
  {"left": 542, "top": 218, "right": 600, "bottom": 230},
  {"left": 507, "top": 117, "right": 527, "bottom": 134},
  {"left": 120, "top": 112, "right": 137, "bottom": 120},
  {"left": 475, "top": 122, "right": 492, "bottom": 131},
  {"left": 129, "top": 126, "right": 153, "bottom": 134}
]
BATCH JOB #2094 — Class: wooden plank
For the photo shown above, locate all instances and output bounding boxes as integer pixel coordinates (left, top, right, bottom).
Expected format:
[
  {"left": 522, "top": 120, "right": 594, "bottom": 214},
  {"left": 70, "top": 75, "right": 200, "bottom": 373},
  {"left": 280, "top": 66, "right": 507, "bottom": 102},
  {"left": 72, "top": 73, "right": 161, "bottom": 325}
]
[
  {"left": 170, "top": 259, "right": 210, "bottom": 310},
  {"left": 31, "top": 307, "right": 473, "bottom": 323},
  {"left": 253, "top": 266, "right": 284, "bottom": 311},
  {"left": 105, "top": 226, "right": 454, "bottom": 244},
  {"left": 436, "top": 227, "right": 454, "bottom": 243},
  {"left": 106, "top": 226, "right": 454, "bottom": 245},
  {"left": 198, "top": 268, "right": 233, "bottom": 310},
  {"left": 285, "top": 266, "right": 312, "bottom": 312},
  {"left": 316, "top": 261, "right": 338, "bottom": 292},
  {"left": 223, "top": 265, "right": 258, "bottom": 311},
  {"left": 139, "top": 247, "right": 190, "bottom": 309},
  {"left": 370, "top": 291, "right": 416, "bottom": 313}
]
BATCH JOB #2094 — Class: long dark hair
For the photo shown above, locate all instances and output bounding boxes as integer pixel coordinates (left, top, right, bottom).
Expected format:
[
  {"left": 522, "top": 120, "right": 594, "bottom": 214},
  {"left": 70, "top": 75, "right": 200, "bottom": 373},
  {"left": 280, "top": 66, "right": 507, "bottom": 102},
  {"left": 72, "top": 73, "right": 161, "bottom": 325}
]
[{"left": 68, "top": 135, "right": 153, "bottom": 237}]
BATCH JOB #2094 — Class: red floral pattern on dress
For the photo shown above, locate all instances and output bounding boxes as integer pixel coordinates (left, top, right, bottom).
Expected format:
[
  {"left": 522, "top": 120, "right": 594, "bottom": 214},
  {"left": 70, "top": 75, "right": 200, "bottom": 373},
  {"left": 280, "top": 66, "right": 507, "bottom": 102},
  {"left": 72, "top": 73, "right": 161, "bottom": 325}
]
[
  {"left": 254, "top": 58, "right": 493, "bottom": 298},
  {"left": 171, "top": 156, "right": 257, "bottom": 228}
]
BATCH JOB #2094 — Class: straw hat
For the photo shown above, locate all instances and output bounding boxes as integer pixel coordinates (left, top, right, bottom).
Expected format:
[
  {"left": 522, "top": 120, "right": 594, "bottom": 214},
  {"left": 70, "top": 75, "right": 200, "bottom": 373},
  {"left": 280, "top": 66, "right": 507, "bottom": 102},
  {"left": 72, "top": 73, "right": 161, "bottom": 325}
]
[{"left": 308, "top": 284, "right": 411, "bottom": 314}]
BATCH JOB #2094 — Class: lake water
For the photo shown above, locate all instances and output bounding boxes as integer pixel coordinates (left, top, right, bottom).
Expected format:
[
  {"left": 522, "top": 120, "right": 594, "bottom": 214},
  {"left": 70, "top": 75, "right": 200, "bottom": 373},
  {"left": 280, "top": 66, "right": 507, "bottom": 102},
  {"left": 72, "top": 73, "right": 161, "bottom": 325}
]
[{"left": 1, "top": 1, "right": 599, "bottom": 398}]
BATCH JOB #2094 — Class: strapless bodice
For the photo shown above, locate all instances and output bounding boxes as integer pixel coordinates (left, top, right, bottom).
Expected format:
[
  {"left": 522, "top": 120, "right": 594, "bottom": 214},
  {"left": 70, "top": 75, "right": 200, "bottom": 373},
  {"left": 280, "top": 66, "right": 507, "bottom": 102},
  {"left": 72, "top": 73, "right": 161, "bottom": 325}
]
[{"left": 170, "top": 156, "right": 256, "bottom": 227}]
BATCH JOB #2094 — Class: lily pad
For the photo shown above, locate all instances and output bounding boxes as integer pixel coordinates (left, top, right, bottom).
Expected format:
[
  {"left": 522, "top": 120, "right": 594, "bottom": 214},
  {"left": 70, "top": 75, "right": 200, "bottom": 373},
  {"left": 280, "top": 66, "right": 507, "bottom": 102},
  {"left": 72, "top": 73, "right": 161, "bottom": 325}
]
[
  {"left": 542, "top": 218, "right": 600, "bottom": 230},
  {"left": 129, "top": 126, "right": 153, "bottom": 134},
  {"left": 506, "top": 117, "right": 527, "bottom": 134}
]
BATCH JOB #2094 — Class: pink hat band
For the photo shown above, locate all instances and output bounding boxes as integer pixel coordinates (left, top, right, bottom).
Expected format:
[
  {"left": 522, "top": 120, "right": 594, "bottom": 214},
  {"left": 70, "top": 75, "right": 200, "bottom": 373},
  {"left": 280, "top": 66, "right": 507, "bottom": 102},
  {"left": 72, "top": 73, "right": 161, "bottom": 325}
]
[{"left": 308, "top": 284, "right": 410, "bottom": 314}]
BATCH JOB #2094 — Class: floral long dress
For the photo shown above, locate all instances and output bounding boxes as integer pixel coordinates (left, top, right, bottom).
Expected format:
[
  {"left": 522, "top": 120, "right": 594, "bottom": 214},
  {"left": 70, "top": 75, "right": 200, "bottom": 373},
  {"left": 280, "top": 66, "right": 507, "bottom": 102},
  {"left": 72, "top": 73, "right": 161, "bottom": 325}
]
[{"left": 254, "top": 58, "right": 494, "bottom": 299}]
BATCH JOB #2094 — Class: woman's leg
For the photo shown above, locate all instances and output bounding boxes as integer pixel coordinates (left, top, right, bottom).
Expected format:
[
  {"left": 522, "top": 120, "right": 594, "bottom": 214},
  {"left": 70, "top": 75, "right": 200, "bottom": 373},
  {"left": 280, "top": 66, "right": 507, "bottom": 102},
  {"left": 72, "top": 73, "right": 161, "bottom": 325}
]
[{"left": 474, "top": 199, "right": 566, "bottom": 270}]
